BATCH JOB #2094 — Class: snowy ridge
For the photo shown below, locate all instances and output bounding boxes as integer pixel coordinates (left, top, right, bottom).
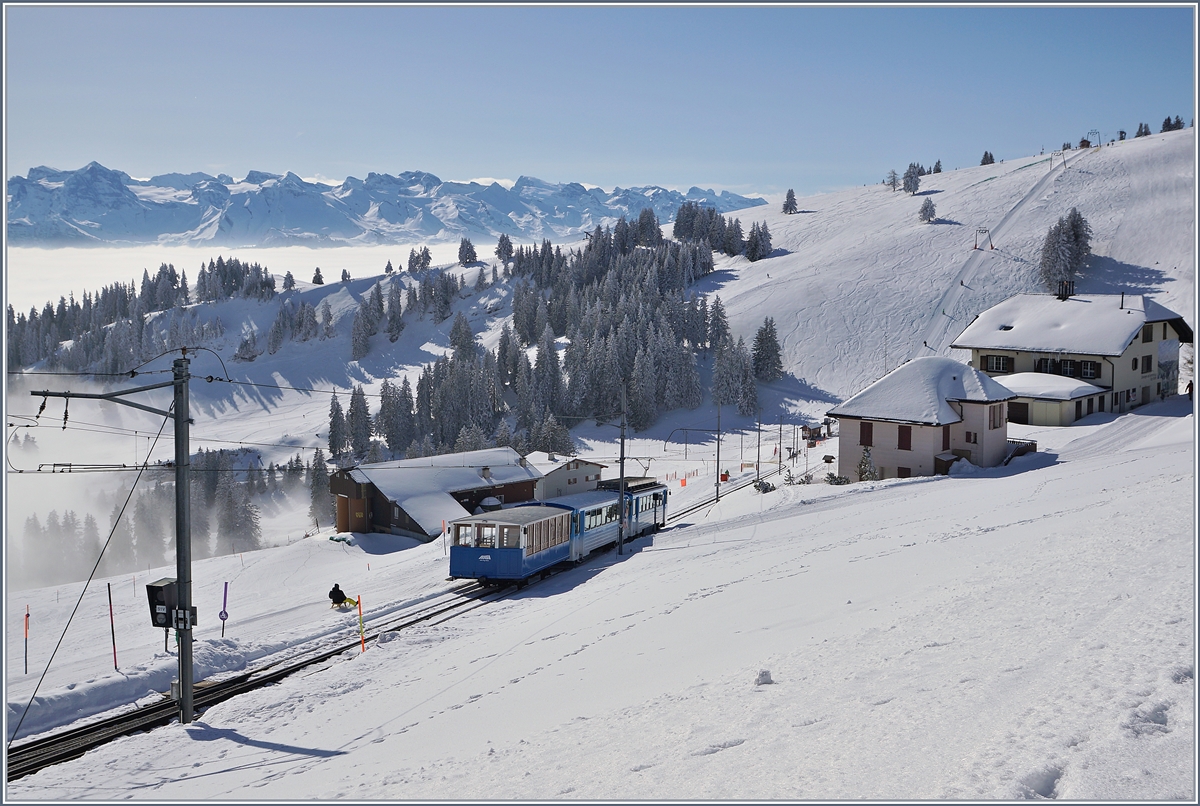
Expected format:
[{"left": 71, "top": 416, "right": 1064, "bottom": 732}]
[{"left": 6, "top": 163, "right": 765, "bottom": 246}]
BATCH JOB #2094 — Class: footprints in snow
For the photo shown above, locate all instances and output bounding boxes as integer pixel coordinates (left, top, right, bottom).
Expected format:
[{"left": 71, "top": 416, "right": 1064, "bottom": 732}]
[{"left": 691, "top": 738, "right": 746, "bottom": 756}]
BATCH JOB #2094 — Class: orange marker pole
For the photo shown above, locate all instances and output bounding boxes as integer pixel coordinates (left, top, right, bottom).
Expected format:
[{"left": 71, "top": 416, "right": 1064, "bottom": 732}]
[
  {"left": 357, "top": 597, "right": 365, "bottom": 652},
  {"left": 24, "top": 606, "right": 30, "bottom": 675}
]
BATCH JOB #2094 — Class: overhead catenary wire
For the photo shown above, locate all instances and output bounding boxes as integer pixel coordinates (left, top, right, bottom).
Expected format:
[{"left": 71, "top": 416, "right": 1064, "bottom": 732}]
[{"left": 6, "top": 404, "right": 174, "bottom": 749}]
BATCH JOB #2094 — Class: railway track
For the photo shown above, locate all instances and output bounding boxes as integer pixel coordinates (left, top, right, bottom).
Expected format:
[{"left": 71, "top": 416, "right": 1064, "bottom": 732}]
[
  {"left": 666, "top": 465, "right": 783, "bottom": 523},
  {"left": 9, "top": 474, "right": 782, "bottom": 780},
  {"left": 6, "top": 581, "right": 506, "bottom": 781}
]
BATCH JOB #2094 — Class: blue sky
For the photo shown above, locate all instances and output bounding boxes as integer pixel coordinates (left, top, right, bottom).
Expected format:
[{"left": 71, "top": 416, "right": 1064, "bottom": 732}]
[{"left": 4, "top": 5, "right": 1195, "bottom": 198}]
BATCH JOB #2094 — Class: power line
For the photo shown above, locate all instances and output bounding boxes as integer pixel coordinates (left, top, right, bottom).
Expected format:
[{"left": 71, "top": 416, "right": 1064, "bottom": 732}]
[{"left": 7, "top": 405, "right": 173, "bottom": 748}]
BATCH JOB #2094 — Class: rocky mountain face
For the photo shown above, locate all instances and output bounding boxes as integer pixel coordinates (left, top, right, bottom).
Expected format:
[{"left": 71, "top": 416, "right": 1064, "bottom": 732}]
[{"left": 7, "top": 162, "right": 764, "bottom": 246}]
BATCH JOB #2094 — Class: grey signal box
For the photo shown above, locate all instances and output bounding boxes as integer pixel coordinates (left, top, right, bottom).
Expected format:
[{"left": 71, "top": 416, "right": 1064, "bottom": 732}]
[{"left": 146, "top": 578, "right": 197, "bottom": 629}]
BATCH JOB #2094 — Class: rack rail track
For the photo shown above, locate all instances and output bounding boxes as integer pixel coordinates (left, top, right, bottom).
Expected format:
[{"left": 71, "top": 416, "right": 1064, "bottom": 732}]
[
  {"left": 9, "top": 468, "right": 789, "bottom": 781},
  {"left": 6, "top": 581, "right": 505, "bottom": 781}
]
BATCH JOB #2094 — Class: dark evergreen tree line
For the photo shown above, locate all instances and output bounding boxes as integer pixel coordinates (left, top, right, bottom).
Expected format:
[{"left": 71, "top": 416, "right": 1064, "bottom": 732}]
[
  {"left": 671, "top": 202, "right": 772, "bottom": 261},
  {"left": 8, "top": 255, "right": 275, "bottom": 372}
]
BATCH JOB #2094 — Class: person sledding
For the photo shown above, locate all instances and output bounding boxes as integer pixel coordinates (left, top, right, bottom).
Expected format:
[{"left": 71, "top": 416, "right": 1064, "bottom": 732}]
[{"left": 328, "top": 583, "right": 357, "bottom": 608}]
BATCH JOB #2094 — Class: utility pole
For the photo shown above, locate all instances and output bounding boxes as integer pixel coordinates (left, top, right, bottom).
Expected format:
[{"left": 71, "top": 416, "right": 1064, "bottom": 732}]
[
  {"left": 617, "top": 383, "right": 627, "bottom": 556},
  {"left": 31, "top": 353, "right": 195, "bottom": 724},
  {"left": 778, "top": 415, "right": 784, "bottom": 469},
  {"left": 715, "top": 403, "right": 722, "bottom": 502},
  {"left": 755, "top": 411, "right": 761, "bottom": 481},
  {"left": 172, "top": 357, "right": 194, "bottom": 725}
]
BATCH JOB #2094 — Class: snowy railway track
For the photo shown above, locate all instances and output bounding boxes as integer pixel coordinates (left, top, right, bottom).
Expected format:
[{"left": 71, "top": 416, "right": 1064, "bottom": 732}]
[
  {"left": 5, "top": 580, "right": 510, "bottom": 781},
  {"left": 9, "top": 474, "right": 786, "bottom": 781},
  {"left": 666, "top": 466, "right": 783, "bottom": 524}
]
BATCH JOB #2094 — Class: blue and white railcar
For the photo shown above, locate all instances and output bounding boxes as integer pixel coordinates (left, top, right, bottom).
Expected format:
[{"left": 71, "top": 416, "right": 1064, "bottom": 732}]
[
  {"left": 449, "top": 479, "right": 668, "bottom": 584},
  {"left": 449, "top": 504, "right": 573, "bottom": 582}
]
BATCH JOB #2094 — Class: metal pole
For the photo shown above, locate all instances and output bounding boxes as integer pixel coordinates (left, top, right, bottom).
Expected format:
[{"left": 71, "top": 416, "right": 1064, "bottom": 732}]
[
  {"left": 618, "top": 385, "right": 627, "bottom": 556},
  {"left": 715, "top": 403, "right": 721, "bottom": 502},
  {"left": 756, "top": 412, "right": 761, "bottom": 481},
  {"left": 173, "top": 357, "right": 194, "bottom": 724},
  {"left": 779, "top": 416, "right": 784, "bottom": 468}
]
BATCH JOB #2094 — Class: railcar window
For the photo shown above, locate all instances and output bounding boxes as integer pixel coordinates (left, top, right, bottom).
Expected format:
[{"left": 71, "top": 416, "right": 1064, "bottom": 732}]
[
  {"left": 501, "top": 525, "right": 520, "bottom": 548},
  {"left": 454, "top": 524, "right": 473, "bottom": 547},
  {"left": 478, "top": 524, "right": 496, "bottom": 548}
]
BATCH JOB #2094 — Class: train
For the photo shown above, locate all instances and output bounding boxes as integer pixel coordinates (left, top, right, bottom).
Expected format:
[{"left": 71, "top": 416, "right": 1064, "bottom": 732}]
[{"left": 448, "top": 478, "right": 668, "bottom": 584}]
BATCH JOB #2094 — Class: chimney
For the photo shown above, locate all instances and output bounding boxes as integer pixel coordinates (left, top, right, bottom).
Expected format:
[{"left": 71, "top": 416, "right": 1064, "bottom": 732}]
[
  {"left": 547, "top": 452, "right": 556, "bottom": 462},
  {"left": 480, "top": 466, "right": 491, "bottom": 480},
  {"left": 518, "top": 456, "right": 527, "bottom": 468}
]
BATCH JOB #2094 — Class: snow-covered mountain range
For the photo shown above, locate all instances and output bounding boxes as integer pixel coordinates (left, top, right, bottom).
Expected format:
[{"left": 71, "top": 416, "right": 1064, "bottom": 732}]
[{"left": 6, "top": 162, "right": 765, "bottom": 246}]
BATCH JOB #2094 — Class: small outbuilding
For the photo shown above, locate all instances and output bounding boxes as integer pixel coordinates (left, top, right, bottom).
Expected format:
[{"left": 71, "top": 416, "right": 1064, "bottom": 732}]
[
  {"left": 994, "top": 373, "right": 1108, "bottom": 426},
  {"left": 329, "top": 447, "right": 543, "bottom": 540},
  {"left": 828, "top": 356, "right": 1017, "bottom": 481}
]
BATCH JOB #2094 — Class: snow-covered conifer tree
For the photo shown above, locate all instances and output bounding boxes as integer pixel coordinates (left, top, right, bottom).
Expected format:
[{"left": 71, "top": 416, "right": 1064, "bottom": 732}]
[
  {"left": 387, "top": 281, "right": 404, "bottom": 342},
  {"left": 328, "top": 393, "right": 347, "bottom": 457},
  {"left": 919, "top": 197, "right": 937, "bottom": 223},
  {"left": 458, "top": 238, "right": 477, "bottom": 265},
  {"left": 348, "top": 385, "right": 372, "bottom": 458},
  {"left": 308, "top": 448, "right": 332, "bottom": 527},
  {"left": 351, "top": 305, "right": 371, "bottom": 361},
  {"left": 751, "top": 317, "right": 784, "bottom": 382},
  {"left": 902, "top": 163, "right": 921, "bottom": 195},
  {"left": 782, "top": 189, "right": 798, "bottom": 215}
]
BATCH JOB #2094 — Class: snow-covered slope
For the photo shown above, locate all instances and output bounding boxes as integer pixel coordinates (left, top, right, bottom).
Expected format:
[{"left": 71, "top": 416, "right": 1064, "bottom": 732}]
[
  {"left": 704, "top": 128, "right": 1194, "bottom": 404},
  {"left": 6, "top": 163, "right": 765, "bottom": 246},
  {"left": 3, "top": 129, "right": 1194, "bottom": 801},
  {"left": 5, "top": 397, "right": 1193, "bottom": 800}
]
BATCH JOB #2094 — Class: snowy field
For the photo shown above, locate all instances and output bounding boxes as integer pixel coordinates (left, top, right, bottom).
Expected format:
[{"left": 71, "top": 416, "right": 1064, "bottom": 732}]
[
  {"left": 4, "top": 129, "right": 1195, "bottom": 799},
  {"left": 5, "top": 397, "right": 1194, "bottom": 800}
]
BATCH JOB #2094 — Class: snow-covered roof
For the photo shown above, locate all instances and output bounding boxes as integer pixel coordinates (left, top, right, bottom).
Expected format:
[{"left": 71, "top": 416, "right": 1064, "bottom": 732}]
[
  {"left": 543, "top": 489, "right": 621, "bottom": 510},
  {"left": 951, "top": 294, "right": 1190, "bottom": 356},
  {"left": 350, "top": 447, "right": 543, "bottom": 536},
  {"left": 523, "top": 451, "right": 607, "bottom": 475},
  {"left": 994, "top": 373, "right": 1106, "bottom": 401},
  {"left": 451, "top": 503, "right": 570, "bottom": 528},
  {"left": 827, "top": 357, "right": 1014, "bottom": 426}
]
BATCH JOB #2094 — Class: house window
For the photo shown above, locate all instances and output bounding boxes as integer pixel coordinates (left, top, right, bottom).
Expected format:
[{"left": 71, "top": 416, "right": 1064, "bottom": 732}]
[
  {"left": 1132, "top": 357, "right": 1138, "bottom": 371},
  {"left": 1035, "top": 358, "right": 1058, "bottom": 374},
  {"left": 567, "top": 477, "right": 577, "bottom": 485},
  {"left": 984, "top": 355, "right": 1011, "bottom": 373},
  {"left": 942, "top": 425, "right": 950, "bottom": 451},
  {"left": 1164, "top": 323, "right": 1169, "bottom": 340},
  {"left": 1142, "top": 323, "right": 1154, "bottom": 343},
  {"left": 897, "top": 467, "right": 911, "bottom": 478},
  {"left": 965, "top": 431, "right": 978, "bottom": 444},
  {"left": 1060, "top": 360, "right": 1078, "bottom": 377},
  {"left": 1141, "top": 355, "right": 1153, "bottom": 374},
  {"left": 988, "top": 403, "right": 1005, "bottom": 429},
  {"left": 897, "top": 425, "right": 912, "bottom": 451},
  {"left": 860, "top": 421, "right": 873, "bottom": 447},
  {"left": 1081, "top": 361, "right": 1099, "bottom": 380}
]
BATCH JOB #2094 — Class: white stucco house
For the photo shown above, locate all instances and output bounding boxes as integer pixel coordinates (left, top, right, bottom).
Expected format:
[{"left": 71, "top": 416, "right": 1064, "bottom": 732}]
[
  {"left": 951, "top": 292, "right": 1192, "bottom": 424},
  {"left": 828, "top": 356, "right": 1017, "bottom": 481},
  {"left": 524, "top": 451, "right": 607, "bottom": 500}
]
